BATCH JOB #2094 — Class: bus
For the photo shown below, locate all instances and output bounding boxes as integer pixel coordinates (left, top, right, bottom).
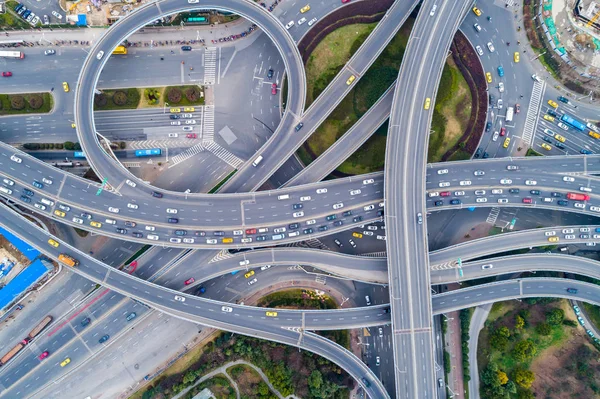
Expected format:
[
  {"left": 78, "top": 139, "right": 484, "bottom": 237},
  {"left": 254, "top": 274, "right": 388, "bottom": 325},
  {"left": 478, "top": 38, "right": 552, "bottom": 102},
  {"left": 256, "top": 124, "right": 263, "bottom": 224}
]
[
  {"left": 0, "top": 51, "right": 24, "bottom": 59},
  {"left": 58, "top": 254, "right": 79, "bottom": 267},
  {"left": 135, "top": 148, "right": 162, "bottom": 157},
  {"left": 560, "top": 114, "right": 586, "bottom": 132},
  {"left": 73, "top": 151, "right": 86, "bottom": 158},
  {"left": 112, "top": 45, "right": 128, "bottom": 55}
]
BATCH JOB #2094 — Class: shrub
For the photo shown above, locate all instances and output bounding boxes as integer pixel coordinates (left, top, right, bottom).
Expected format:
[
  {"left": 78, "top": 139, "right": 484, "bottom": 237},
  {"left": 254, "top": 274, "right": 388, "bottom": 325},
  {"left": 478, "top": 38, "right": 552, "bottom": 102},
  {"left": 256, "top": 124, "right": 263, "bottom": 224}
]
[
  {"left": 113, "top": 91, "right": 127, "bottom": 106},
  {"left": 94, "top": 93, "right": 108, "bottom": 107},
  {"left": 64, "top": 141, "right": 75, "bottom": 150},
  {"left": 10, "top": 95, "right": 25, "bottom": 110},
  {"left": 55, "top": 143, "right": 63, "bottom": 149},
  {"left": 535, "top": 322, "right": 551, "bottom": 336},
  {"left": 23, "top": 143, "right": 40, "bottom": 150},
  {"left": 119, "top": 141, "right": 126, "bottom": 149},
  {"left": 28, "top": 94, "right": 43, "bottom": 109},
  {"left": 167, "top": 88, "right": 182, "bottom": 103}
]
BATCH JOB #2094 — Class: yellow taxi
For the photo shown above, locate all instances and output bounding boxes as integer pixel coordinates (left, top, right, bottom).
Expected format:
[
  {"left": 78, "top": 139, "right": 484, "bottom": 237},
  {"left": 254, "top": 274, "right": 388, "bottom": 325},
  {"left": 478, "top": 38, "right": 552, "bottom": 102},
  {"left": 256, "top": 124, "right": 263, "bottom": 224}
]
[
  {"left": 184, "top": 107, "right": 195, "bottom": 112},
  {"left": 554, "top": 134, "right": 566, "bottom": 143},
  {"left": 47, "top": 238, "right": 60, "bottom": 248},
  {"left": 424, "top": 98, "right": 431, "bottom": 110},
  {"left": 548, "top": 236, "right": 559, "bottom": 243},
  {"left": 53, "top": 210, "right": 66, "bottom": 218},
  {"left": 90, "top": 221, "right": 102, "bottom": 228},
  {"left": 590, "top": 131, "right": 600, "bottom": 140},
  {"left": 503, "top": 137, "right": 510, "bottom": 148},
  {"left": 541, "top": 143, "right": 552, "bottom": 151},
  {"left": 346, "top": 75, "right": 356, "bottom": 85},
  {"left": 62, "top": 82, "right": 69, "bottom": 92},
  {"left": 60, "top": 358, "right": 71, "bottom": 367},
  {"left": 266, "top": 311, "right": 278, "bottom": 317},
  {"left": 543, "top": 114, "right": 555, "bottom": 122},
  {"left": 222, "top": 237, "right": 233, "bottom": 244},
  {"left": 300, "top": 4, "right": 310, "bottom": 13},
  {"left": 71, "top": 123, "right": 76, "bottom": 129},
  {"left": 170, "top": 108, "right": 181, "bottom": 113},
  {"left": 352, "top": 232, "right": 363, "bottom": 239},
  {"left": 244, "top": 270, "right": 255, "bottom": 279},
  {"left": 547, "top": 99, "right": 558, "bottom": 108},
  {"left": 486, "top": 72, "right": 492, "bottom": 83},
  {"left": 472, "top": 6, "right": 482, "bottom": 16},
  {"left": 513, "top": 52, "right": 520, "bottom": 63}
]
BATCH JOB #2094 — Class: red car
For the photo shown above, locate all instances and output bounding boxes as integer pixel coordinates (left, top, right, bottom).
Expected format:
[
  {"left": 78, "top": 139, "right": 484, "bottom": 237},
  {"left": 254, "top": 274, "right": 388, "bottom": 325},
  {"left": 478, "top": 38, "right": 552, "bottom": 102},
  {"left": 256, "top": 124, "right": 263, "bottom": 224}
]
[
  {"left": 515, "top": 103, "right": 520, "bottom": 114},
  {"left": 341, "top": 0, "right": 351, "bottom": 2},
  {"left": 522, "top": 198, "right": 532, "bottom": 204},
  {"left": 184, "top": 278, "right": 195, "bottom": 285},
  {"left": 271, "top": 83, "right": 277, "bottom": 95},
  {"left": 440, "top": 191, "right": 451, "bottom": 197},
  {"left": 245, "top": 228, "right": 257, "bottom": 235},
  {"left": 2, "top": 72, "right": 12, "bottom": 77},
  {"left": 500, "top": 127, "right": 506, "bottom": 136},
  {"left": 186, "top": 133, "right": 197, "bottom": 139},
  {"left": 39, "top": 351, "right": 49, "bottom": 360}
]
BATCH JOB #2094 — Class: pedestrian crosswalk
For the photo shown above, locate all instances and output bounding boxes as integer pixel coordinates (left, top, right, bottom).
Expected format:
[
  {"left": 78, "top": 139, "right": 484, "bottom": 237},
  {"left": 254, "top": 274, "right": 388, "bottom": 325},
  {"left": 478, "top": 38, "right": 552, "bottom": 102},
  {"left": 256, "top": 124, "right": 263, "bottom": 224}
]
[
  {"left": 203, "top": 141, "right": 244, "bottom": 169},
  {"left": 168, "top": 143, "right": 206, "bottom": 168},
  {"left": 315, "top": 275, "right": 327, "bottom": 285},
  {"left": 202, "top": 105, "right": 214, "bottom": 142},
  {"left": 122, "top": 162, "right": 141, "bottom": 168},
  {"left": 522, "top": 80, "right": 545, "bottom": 146},
  {"left": 486, "top": 207, "right": 500, "bottom": 225},
  {"left": 203, "top": 47, "right": 217, "bottom": 85},
  {"left": 361, "top": 251, "right": 388, "bottom": 258}
]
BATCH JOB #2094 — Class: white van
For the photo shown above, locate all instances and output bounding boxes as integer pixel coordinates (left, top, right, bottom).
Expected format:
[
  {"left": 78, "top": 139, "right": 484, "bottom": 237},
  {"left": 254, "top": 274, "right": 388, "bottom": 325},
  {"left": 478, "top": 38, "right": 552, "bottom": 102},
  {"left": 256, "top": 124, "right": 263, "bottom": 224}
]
[
  {"left": 272, "top": 234, "right": 285, "bottom": 240},
  {"left": 258, "top": 227, "right": 269, "bottom": 233},
  {"left": 252, "top": 155, "right": 263, "bottom": 167},
  {"left": 105, "top": 219, "right": 117, "bottom": 225},
  {"left": 277, "top": 194, "right": 290, "bottom": 200},
  {"left": 0, "top": 186, "right": 12, "bottom": 195},
  {"left": 40, "top": 198, "right": 54, "bottom": 206}
]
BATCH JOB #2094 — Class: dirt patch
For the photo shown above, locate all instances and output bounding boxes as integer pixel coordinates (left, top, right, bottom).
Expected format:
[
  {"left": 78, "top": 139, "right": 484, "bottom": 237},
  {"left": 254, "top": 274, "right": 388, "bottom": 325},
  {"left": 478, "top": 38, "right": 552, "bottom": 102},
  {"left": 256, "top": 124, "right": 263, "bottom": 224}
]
[{"left": 228, "top": 365, "right": 263, "bottom": 398}]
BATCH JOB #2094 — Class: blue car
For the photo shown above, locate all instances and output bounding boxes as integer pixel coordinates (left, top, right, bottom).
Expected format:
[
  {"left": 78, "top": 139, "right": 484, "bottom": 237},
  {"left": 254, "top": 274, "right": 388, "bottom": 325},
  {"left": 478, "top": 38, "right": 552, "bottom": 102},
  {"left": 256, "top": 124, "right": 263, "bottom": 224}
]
[
  {"left": 497, "top": 66, "right": 504, "bottom": 77},
  {"left": 581, "top": 149, "right": 593, "bottom": 154}
]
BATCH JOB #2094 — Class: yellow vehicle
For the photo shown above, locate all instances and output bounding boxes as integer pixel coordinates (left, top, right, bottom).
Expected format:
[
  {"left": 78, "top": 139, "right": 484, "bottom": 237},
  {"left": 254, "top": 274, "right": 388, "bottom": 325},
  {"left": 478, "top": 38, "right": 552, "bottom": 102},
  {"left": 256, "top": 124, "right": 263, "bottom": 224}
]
[
  {"left": 346, "top": 75, "right": 356, "bottom": 85},
  {"left": 554, "top": 134, "right": 566, "bottom": 143},
  {"left": 547, "top": 99, "right": 558, "bottom": 108},
  {"left": 112, "top": 45, "right": 128, "bottom": 55},
  {"left": 472, "top": 6, "right": 482, "bottom": 16},
  {"left": 62, "top": 82, "right": 69, "bottom": 92},
  {"left": 90, "top": 221, "right": 102, "bottom": 228},
  {"left": 58, "top": 254, "right": 79, "bottom": 267},
  {"left": 300, "top": 4, "right": 310, "bottom": 13},
  {"left": 53, "top": 210, "right": 66, "bottom": 218},
  {"left": 486, "top": 72, "right": 492, "bottom": 83},
  {"left": 71, "top": 123, "right": 76, "bottom": 129},
  {"left": 513, "top": 52, "right": 520, "bottom": 63},
  {"left": 244, "top": 270, "right": 255, "bottom": 279},
  {"left": 266, "top": 311, "right": 278, "bottom": 317},
  {"left": 222, "top": 237, "right": 233, "bottom": 244},
  {"left": 60, "top": 358, "right": 71, "bottom": 367},
  {"left": 352, "top": 232, "right": 363, "bottom": 239},
  {"left": 543, "top": 114, "right": 555, "bottom": 122},
  {"left": 589, "top": 131, "right": 600, "bottom": 140},
  {"left": 184, "top": 107, "right": 195, "bottom": 112},
  {"left": 47, "top": 238, "right": 60, "bottom": 248},
  {"left": 424, "top": 98, "right": 431, "bottom": 110},
  {"left": 541, "top": 143, "right": 552, "bottom": 151},
  {"left": 170, "top": 108, "right": 181, "bottom": 113},
  {"left": 548, "top": 236, "right": 559, "bottom": 243},
  {"left": 503, "top": 137, "right": 510, "bottom": 148}
]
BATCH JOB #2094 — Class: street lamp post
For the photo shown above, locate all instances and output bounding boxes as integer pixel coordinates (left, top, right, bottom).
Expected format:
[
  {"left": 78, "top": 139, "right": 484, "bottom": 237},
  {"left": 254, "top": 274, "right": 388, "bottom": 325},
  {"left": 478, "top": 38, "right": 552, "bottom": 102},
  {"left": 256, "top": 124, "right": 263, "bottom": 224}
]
[{"left": 163, "top": 102, "right": 169, "bottom": 114}]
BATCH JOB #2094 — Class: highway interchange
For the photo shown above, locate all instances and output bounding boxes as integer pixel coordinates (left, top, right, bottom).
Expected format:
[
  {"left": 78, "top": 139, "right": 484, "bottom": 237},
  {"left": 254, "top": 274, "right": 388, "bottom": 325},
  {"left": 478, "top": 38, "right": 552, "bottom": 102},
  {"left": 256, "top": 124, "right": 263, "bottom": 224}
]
[{"left": 1, "top": 0, "right": 600, "bottom": 398}]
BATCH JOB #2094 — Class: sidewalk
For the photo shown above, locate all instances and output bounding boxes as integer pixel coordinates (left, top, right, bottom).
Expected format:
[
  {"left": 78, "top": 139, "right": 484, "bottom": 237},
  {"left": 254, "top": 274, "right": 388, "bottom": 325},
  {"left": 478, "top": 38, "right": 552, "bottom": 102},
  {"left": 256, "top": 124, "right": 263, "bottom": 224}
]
[{"left": 443, "top": 283, "right": 466, "bottom": 399}]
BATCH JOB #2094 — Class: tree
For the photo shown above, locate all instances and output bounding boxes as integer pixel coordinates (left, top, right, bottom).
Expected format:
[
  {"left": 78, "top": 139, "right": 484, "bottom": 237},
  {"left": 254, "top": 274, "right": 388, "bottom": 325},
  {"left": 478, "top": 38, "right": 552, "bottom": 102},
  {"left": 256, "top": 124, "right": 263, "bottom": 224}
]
[
  {"left": 515, "top": 315, "right": 525, "bottom": 330},
  {"left": 513, "top": 367, "right": 535, "bottom": 389},
  {"left": 167, "top": 87, "right": 182, "bottom": 103},
  {"left": 497, "top": 370, "right": 508, "bottom": 385},
  {"left": 94, "top": 93, "right": 108, "bottom": 107},
  {"left": 535, "top": 322, "right": 551, "bottom": 336},
  {"left": 490, "top": 326, "right": 511, "bottom": 351},
  {"left": 513, "top": 340, "right": 537, "bottom": 362},
  {"left": 10, "top": 95, "right": 25, "bottom": 110},
  {"left": 113, "top": 91, "right": 127, "bottom": 106},
  {"left": 257, "top": 381, "right": 270, "bottom": 396},
  {"left": 28, "top": 94, "right": 43, "bottom": 109},
  {"left": 64, "top": 141, "right": 75, "bottom": 150},
  {"left": 546, "top": 308, "right": 564, "bottom": 326},
  {"left": 505, "top": 380, "right": 517, "bottom": 394}
]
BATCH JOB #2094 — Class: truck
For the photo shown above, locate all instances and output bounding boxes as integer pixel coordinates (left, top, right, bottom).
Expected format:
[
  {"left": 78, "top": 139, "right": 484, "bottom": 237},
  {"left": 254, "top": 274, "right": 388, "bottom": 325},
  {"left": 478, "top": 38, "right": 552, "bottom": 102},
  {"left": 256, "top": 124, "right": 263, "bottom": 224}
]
[
  {"left": 566, "top": 192, "right": 590, "bottom": 201},
  {"left": 28, "top": 315, "right": 53, "bottom": 340},
  {"left": 58, "top": 254, "right": 79, "bottom": 267},
  {"left": 505, "top": 107, "right": 514, "bottom": 123},
  {"left": 0, "top": 51, "right": 24, "bottom": 59},
  {"left": 0, "top": 343, "right": 25, "bottom": 365}
]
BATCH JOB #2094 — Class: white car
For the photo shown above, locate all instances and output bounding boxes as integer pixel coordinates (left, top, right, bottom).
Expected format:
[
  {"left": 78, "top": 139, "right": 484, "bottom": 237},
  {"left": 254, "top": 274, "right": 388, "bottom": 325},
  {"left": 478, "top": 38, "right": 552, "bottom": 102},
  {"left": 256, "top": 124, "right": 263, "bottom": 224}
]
[
  {"left": 206, "top": 239, "right": 217, "bottom": 244},
  {"left": 293, "top": 211, "right": 304, "bottom": 218},
  {"left": 174, "top": 295, "right": 185, "bottom": 302},
  {"left": 147, "top": 234, "right": 159, "bottom": 240},
  {"left": 562, "top": 229, "right": 574, "bottom": 234},
  {"left": 241, "top": 237, "right": 253, "bottom": 243},
  {"left": 185, "top": 120, "right": 196, "bottom": 125},
  {"left": 474, "top": 170, "right": 485, "bottom": 176},
  {"left": 188, "top": 0, "right": 200, "bottom": 3},
  {"left": 439, "top": 182, "right": 450, "bottom": 187},
  {"left": 127, "top": 203, "right": 139, "bottom": 209},
  {"left": 308, "top": 17, "right": 318, "bottom": 26},
  {"left": 491, "top": 189, "right": 503, "bottom": 194},
  {"left": 166, "top": 208, "right": 178, "bottom": 214},
  {"left": 476, "top": 198, "right": 488, "bottom": 203},
  {"left": 72, "top": 217, "right": 83, "bottom": 224},
  {"left": 507, "top": 165, "right": 518, "bottom": 170},
  {"left": 487, "top": 42, "right": 495, "bottom": 52},
  {"left": 316, "top": 188, "right": 327, "bottom": 194},
  {"left": 492, "top": 131, "right": 499, "bottom": 142},
  {"left": 428, "top": 192, "right": 440, "bottom": 198},
  {"left": 580, "top": 228, "right": 591, "bottom": 233},
  {"left": 145, "top": 226, "right": 156, "bottom": 231},
  {"left": 363, "top": 231, "right": 374, "bottom": 236},
  {"left": 454, "top": 191, "right": 465, "bottom": 196},
  {"left": 363, "top": 205, "right": 375, "bottom": 211},
  {"left": 247, "top": 278, "right": 258, "bottom": 285},
  {"left": 285, "top": 21, "right": 295, "bottom": 30},
  {"left": 545, "top": 231, "right": 556, "bottom": 236},
  {"left": 459, "top": 180, "right": 472, "bottom": 186},
  {"left": 378, "top": 202, "right": 385, "bottom": 208},
  {"left": 10, "top": 155, "right": 22, "bottom": 163},
  {"left": 3, "top": 179, "right": 14, "bottom": 186},
  {"left": 221, "top": 306, "right": 233, "bottom": 312},
  {"left": 429, "top": 4, "right": 437, "bottom": 16},
  {"left": 363, "top": 179, "right": 375, "bottom": 184},
  {"left": 476, "top": 45, "right": 484, "bottom": 56},
  {"left": 52, "top": 10, "right": 63, "bottom": 19},
  {"left": 333, "top": 203, "right": 344, "bottom": 209},
  {"left": 261, "top": 265, "right": 272, "bottom": 271},
  {"left": 239, "top": 260, "right": 250, "bottom": 266},
  {"left": 497, "top": 198, "right": 508, "bottom": 204},
  {"left": 591, "top": 206, "right": 600, "bottom": 212},
  {"left": 474, "top": 23, "right": 481, "bottom": 32},
  {"left": 42, "top": 178, "right": 53, "bottom": 185},
  {"left": 500, "top": 179, "right": 512, "bottom": 185},
  {"left": 182, "top": 126, "right": 193, "bottom": 132},
  {"left": 300, "top": 196, "right": 312, "bottom": 202},
  {"left": 437, "top": 169, "right": 448, "bottom": 175},
  {"left": 96, "top": 51, "right": 104, "bottom": 60},
  {"left": 376, "top": 235, "right": 386, "bottom": 241},
  {"left": 563, "top": 176, "right": 574, "bottom": 182},
  {"left": 475, "top": 190, "right": 486, "bottom": 196},
  {"left": 126, "top": 179, "right": 136, "bottom": 187},
  {"left": 34, "top": 203, "right": 46, "bottom": 210},
  {"left": 233, "top": 230, "right": 243, "bottom": 236},
  {"left": 298, "top": 17, "right": 307, "bottom": 25},
  {"left": 170, "top": 238, "right": 182, "bottom": 243},
  {"left": 289, "top": 231, "right": 300, "bottom": 237},
  {"left": 108, "top": 207, "right": 120, "bottom": 213},
  {"left": 532, "top": 74, "right": 541, "bottom": 82},
  {"left": 574, "top": 202, "right": 586, "bottom": 209},
  {"left": 306, "top": 219, "right": 316, "bottom": 225},
  {"left": 183, "top": 238, "right": 195, "bottom": 244},
  {"left": 580, "top": 186, "right": 592, "bottom": 193},
  {"left": 543, "top": 128, "right": 554, "bottom": 136},
  {"left": 350, "top": 189, "right": 362, "bottom": 195},
  {"left": 171, "top": 121, "right": 181, "bottom": 126},
  {"left": 482, "top": 264, "right": 493, "bottom": 270},
  {"left": 565, "top": 235, "right": 576, "bottom": 239},
  {"left": 557, "top": 122, "right": 569, "bottom": 131},
  {"left": 498, "top": 82, "right": 504, "bottom": 92},
  {"left": 525, "top": 180, "right": 537, "bottom": 186}
]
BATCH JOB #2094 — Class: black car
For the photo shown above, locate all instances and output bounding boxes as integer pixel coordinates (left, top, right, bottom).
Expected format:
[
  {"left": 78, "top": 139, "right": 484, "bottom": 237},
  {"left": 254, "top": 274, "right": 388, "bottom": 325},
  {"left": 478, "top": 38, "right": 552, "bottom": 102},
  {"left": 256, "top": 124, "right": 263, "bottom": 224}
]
[
  {"left": 353, "top": 216, "right": 363, "bottom": 223},
  {"left": 555, "top": 142, "right": 565, "bottom": 149},
  {"left": 267, "top": 69, "right": 274, "bottom": 79},
  {"left": 342, "top": 210, "right": 353, "bottom": 217},
  {"left": 557, "top": 200, "right": 569, "bottom": 206},
  {"left": 152, "top": 191, "right": 163, "bottom": 198},
  {"left": 580, "top": 234, "right": 590, "bottom": 239},
  {"left": 474, "top": 148, "right": 482, "bottom": 158},
  {"left": 292, "top": 203, "right": 303, "bottom": 210},
  {"left": 181, "top": 45, "right": 192, "bottom": 51},
  {"left": 434, "top": 200, "right": 443, "bottom": 206},
  {"left": 81, "top": 317, "right": 91, "bottom": 327},
  {"left": 168, "top": 218, "right": 179, "bottom": 223},
  {"left": 542, "top": 136, "right": 553, "bottom": 143},
  {"left": 485, "top": 122, "right": 492, "bottom": 132},
  {"left": 288, "top": 223, "right": 299, "bottom": 230},
  {"left": 175, "top": 230, "right": 187, "bottom": 236},
  {"left": 169, "top": 115, "right": 180, "bottom": 120},
  {"left": 256, "top": 235, "right": 267, "bottom": 241},
  {"left": 566, "top": 287, "right": 578, "bottom": 294},
  {"left": 132, "top": 232, "right": 143, "bottom": 238},
  {"left": 558, "top": 96, "right": 569, "bottom": 104},
  {"left": 326, "top": 214, "right": 336, "bottom": 221},
  {"left": 125, "top": 221, "right": 137, "bottom": 227},
  {"left": 23, "top": 189, "right": 34, "bottom": 196},
  {"left": 295, "top": 123, "right": 304, "bottom": 131},
  {"left": 194, "top": 231, "right": 206, "bottom": 236},
  {"left": 482, "top": 152, "right": 490, "bottom": 159},
  {"left": 213, "top": 231, "right": 225, "bottom": 236},
  {"left": 333, "top": 220, "right": 343, "bottom": 227},
  {"left": 20, "top": 195, "right": 31, "bottom": 203},
  {"left": 318, "top": 225, "right": 328, "bottom": 232},
  {"left": 98, "top": 334, "right": 110, "bottom": 344},
  {"left": 547, "top": 109, "right": 558, "bottom": 117},
  {"left": 509, "top": 188, "right": 520, "bottom": 194},
  {"left": 551, "top": 192, "right": 562, "bottom": 197},
  {"left": 303, "top": 228, "right": 313, "bottom": 234},
  {"left": 376, "top": 210, "right": 384, "bottom": 217},
  {"left": 450, "top": 199, "right": 461, "bottom": 205},
  {"left": 530, "top": 190, "right": 540, "bottom": 195},
  {"left": 489, "top": 94, "right": 494, "bottom": 104},
  {"left": 81, "top": 212, "right": 92, "bottom": 220},
  {"left": 116, "top": 228, "right": 127, "bottom": 234}
]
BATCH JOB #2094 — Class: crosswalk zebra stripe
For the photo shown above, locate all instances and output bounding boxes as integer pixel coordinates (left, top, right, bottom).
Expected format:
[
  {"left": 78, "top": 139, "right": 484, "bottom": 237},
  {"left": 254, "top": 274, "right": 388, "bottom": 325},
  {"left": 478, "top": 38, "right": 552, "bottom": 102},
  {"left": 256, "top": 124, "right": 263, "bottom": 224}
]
[
  {"left": 203, "top": 141, "right": 244, "bottom": 169},
  {"left": 522, "top": 80, "right": 545, "bottom": 147}
]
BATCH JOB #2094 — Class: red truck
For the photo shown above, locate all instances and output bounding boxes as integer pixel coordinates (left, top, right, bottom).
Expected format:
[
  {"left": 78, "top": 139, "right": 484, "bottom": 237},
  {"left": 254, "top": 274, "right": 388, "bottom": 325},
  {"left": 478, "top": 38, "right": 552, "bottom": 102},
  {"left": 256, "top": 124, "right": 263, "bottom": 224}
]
[{"left": 566, "top": 192, "right": 590, "bottom": 201}]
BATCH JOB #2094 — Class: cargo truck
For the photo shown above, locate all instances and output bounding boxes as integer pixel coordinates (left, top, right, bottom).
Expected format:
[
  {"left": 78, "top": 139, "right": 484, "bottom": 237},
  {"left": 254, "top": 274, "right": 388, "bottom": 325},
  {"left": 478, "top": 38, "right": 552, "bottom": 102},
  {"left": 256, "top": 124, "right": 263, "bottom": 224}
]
[
  {"left": 566, "top": 192, "right": 590, "bottom": 201},
  {"left": 506, "top": 107, "right": 514, "bottom": 122},
  {"left": 28, "top": 315, "right": 53, "bottom": 340},
  {"left": 58, "top": 254, "right": 79, "bottom": 267},
  {"left": 0, "top": 343, "right": 25, "bottom": 365}
]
